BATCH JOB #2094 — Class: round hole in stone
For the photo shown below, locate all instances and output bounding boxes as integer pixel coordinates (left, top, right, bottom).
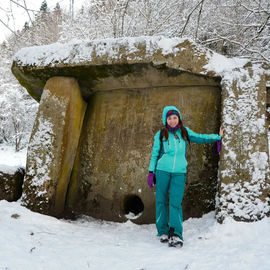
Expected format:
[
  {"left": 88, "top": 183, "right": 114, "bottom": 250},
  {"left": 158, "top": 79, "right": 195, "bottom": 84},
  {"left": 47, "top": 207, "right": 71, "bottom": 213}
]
[{"left": 123, "top": 194, "right": 144, "bottom": 220}]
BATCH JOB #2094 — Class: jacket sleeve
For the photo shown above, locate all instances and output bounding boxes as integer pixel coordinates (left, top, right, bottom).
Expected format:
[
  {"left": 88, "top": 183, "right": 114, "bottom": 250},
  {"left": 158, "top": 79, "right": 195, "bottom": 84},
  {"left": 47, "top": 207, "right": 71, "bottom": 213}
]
[
  {"left": 185, "top": 126, "right": 221, "bottom": 144},
  {"left": 148, "top": 130, "right": 161, "bottom": 172}
]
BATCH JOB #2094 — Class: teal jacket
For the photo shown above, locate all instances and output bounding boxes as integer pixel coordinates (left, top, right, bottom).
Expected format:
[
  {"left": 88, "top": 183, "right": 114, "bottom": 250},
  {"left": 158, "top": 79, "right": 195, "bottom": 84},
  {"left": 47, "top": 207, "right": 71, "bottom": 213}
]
[{"left": 148, "top": 106, "right": 221, "bottom": 173}]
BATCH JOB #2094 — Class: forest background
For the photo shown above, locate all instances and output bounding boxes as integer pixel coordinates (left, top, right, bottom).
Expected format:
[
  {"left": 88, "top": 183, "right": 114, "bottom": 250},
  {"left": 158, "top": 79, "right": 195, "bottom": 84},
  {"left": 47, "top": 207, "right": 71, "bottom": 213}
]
[{"left": 0, "top": 0, "right": 269, "bottom": 151}]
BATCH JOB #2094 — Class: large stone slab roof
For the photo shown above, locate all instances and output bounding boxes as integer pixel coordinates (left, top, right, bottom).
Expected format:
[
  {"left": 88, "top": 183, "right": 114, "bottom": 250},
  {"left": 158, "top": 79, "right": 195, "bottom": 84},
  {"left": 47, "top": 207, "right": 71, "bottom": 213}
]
[{"left": 12, "top": 36, "right": 248, "bottom": 101}]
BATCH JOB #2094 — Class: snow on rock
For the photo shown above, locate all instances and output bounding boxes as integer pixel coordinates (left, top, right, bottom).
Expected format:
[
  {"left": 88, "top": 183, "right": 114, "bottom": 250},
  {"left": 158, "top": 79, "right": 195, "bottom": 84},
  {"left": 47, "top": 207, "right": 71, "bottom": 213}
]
[
  {"left": 217, "top": 64, "right": 270, "bottom": 222},
  {"left": 11, "top": 35, "right": 270, "bottom": 223},
  {"left": 0, "top": 145, "right": 27, "bottom": 169},
  {"left": 27, "top": 117, "right": 54, "bottom": 186},
  {"left": 0, "top": 164, "right": 20, "bottom": 174},
  {"left": 0, "top": 146, "right": 26, "bottom": 202},
  {"left": 203, "top": 52, "right": 249, "bottom": 75},
  {"left": 21, "top": 87, "right": 68, "bottom": 210},
  {"left": 21, "top": 114, "right": 55, "bottom": 208},
  {"left": 24, "top": 115, "right": 55, "bottom": 187},
  {"left": 21, "top": 79, "right": 86, "bottom": 216},
  {"left": 13, "top": 35, "right": 252, "bottom": 78},
  {"left": 13, "top": 36, "right": 199, "bottom": 67}
]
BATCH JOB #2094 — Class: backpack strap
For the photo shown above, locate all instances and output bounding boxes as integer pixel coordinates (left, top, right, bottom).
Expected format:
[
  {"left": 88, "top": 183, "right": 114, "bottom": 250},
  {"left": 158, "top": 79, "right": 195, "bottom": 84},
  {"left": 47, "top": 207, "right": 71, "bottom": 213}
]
[
  {"left": 159, "top": 129, "right": 163, "bottom": 143},
  {"left": 155, "top": 129, "right": 164, "bottom": 171}
]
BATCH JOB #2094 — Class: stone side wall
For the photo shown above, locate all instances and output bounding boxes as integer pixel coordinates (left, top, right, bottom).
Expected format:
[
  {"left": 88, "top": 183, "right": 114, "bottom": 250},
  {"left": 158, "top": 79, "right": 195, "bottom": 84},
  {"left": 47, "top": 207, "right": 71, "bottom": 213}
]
[
  {"left": 217, "top": 65, "right": 270, "bottom": 222},
  {"left": 21, "top": 77, "right": 87, "bottom": 216}
]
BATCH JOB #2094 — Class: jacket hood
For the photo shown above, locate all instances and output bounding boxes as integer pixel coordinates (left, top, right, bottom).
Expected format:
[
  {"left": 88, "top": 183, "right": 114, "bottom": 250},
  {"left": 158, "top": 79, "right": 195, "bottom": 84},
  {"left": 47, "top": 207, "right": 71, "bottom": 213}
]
[{"left": 162, "top": 106, "right": 182, "bottom": 125}]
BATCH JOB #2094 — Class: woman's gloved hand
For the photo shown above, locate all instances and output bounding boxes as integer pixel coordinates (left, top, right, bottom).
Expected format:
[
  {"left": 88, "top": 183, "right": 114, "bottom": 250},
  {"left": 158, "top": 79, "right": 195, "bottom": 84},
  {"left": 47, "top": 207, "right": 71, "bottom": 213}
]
[{"left": 147, "top": 172, "right": 156, "bottom": 188}]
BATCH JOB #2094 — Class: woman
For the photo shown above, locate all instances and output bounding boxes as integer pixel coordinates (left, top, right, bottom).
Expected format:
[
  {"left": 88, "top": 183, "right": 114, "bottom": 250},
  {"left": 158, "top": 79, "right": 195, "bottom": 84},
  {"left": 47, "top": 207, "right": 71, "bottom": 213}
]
[{"left": 147, "top": 105, "right": 223, "bottom": 248}]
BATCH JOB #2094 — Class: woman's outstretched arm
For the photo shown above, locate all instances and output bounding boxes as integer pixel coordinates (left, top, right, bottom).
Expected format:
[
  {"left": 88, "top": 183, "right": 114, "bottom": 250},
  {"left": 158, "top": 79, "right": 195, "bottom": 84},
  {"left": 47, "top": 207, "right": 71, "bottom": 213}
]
[{"left": 185, "top": 126, "right": 222, "bottom": 144}]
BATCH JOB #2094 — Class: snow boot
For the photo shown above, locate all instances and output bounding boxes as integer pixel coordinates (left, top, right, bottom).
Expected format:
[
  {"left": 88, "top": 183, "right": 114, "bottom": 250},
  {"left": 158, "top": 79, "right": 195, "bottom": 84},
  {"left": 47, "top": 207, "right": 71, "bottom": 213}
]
[
  {"left": 168, "top": 227, "right": 183, "bottom": 248},
  {"left": 160, "top": 234, "right": 169, "bottom": 243}
]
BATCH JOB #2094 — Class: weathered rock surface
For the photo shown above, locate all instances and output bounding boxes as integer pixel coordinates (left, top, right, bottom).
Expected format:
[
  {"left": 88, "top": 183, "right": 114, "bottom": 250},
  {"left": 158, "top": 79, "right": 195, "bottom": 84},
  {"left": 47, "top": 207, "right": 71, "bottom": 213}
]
[
  {"left": 0, "top": 165, "right": 24, "bottom": 201},
  {"left": 21, "top": 77, "right": 87, "bottom": 217},
  {"left": 66, "top": 65, "right": 221, "bottom": 223},
  {"left": 11, "top": 36, "right": 270, "bottom": 223},
  {"left": 217, "top": 67, "right": 270, "bottom": 222},
  {"left": 12, "top": 36, "right": 219, "bottom": 102}
]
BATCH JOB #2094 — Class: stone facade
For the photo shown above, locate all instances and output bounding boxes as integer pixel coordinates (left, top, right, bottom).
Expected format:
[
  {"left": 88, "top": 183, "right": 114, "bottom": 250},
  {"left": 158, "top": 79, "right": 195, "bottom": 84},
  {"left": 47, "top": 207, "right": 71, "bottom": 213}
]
[
  {"left": 66, "top": 66, "right": 221, "bottom": 223},
  {"left": 12, "top": 36, "right": 270, "bottom": 222}
]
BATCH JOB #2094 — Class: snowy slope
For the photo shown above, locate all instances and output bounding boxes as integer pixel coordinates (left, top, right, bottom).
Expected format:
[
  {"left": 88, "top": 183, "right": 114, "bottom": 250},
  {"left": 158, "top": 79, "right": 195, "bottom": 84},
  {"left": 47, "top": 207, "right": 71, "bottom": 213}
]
[{"left": 0, "top": 200, "right": 270, "bottom": 270}]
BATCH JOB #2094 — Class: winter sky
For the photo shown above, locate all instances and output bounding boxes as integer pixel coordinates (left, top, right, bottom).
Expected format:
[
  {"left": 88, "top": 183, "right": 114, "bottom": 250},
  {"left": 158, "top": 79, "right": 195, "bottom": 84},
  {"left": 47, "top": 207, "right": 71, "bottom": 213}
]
[{"left": 0, "top": 0, "right": 86, "bottom": 43}]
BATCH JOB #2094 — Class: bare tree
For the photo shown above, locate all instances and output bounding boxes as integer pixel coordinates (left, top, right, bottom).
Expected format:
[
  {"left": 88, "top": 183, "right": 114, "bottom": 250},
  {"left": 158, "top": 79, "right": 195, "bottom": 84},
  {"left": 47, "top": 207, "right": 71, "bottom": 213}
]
[
  {"left": 0, "top": 2, "right": 67, "bottom": 151},
  {"left": 0, "top": 0, "right": 38, "bottom": 35}
]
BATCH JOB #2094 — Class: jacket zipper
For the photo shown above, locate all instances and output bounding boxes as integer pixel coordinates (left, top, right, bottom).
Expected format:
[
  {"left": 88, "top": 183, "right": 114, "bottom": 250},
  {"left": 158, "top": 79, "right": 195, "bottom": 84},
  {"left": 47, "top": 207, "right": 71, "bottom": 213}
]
[{"left": 172, "top": 135, "right": 177, "bottom": 172}]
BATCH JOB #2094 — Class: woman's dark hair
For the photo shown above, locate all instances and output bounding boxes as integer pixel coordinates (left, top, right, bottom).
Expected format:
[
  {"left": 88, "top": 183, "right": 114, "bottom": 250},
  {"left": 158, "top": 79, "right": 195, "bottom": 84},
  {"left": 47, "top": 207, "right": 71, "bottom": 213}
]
[{"left": 161, "top": 117, "right": 190, "bottom": 144}]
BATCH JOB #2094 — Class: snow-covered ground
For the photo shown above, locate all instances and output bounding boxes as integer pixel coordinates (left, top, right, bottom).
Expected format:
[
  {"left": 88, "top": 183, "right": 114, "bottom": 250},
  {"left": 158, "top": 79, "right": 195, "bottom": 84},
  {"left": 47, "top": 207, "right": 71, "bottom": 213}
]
[{"left": 0, "top": 200, "right": 270, "bottom": 270}]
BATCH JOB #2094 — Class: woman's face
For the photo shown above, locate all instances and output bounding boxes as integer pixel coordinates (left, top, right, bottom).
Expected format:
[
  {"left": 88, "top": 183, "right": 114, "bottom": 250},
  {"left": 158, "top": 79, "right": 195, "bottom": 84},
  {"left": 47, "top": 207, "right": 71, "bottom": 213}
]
[{"left": 167, "top": 115, "right": 179, "bottom": 128}]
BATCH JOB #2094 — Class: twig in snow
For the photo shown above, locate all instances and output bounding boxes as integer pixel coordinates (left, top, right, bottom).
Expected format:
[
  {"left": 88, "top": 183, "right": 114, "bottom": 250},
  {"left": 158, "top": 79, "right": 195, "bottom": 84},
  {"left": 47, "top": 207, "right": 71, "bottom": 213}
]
[{"left": 30, "top": 247, "right": 36, "bottom": 253}]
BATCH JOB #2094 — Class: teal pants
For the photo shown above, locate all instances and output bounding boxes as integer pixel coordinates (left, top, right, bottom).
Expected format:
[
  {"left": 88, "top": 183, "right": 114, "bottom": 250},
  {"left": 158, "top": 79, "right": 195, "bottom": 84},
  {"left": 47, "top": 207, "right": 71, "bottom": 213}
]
[{"left": 155, "top": 170, "right": 186, "bottom": 240}]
